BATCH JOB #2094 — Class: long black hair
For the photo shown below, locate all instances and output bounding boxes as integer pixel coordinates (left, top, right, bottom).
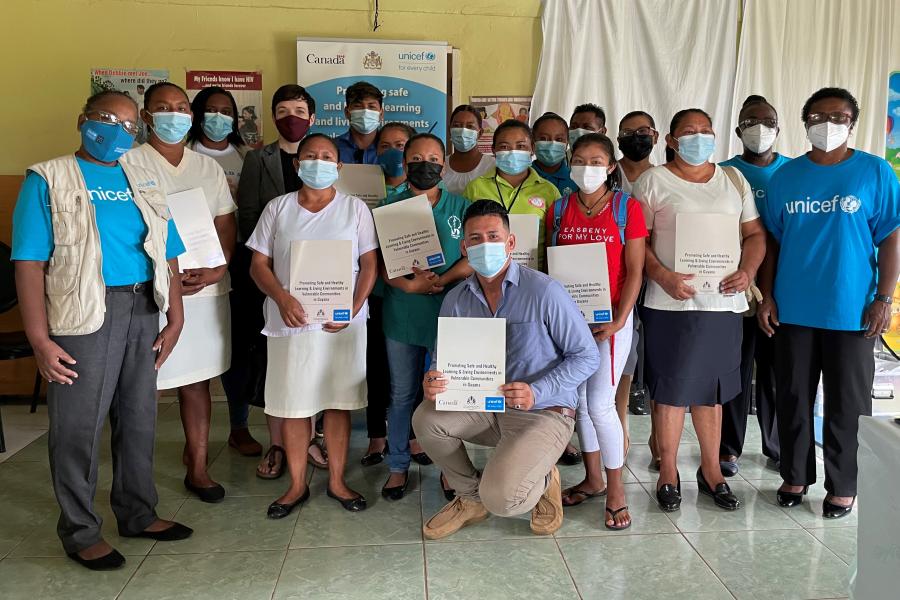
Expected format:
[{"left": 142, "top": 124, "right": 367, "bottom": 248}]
[
  {"left": 187, "top": 86, "right": 244, "bottom": 147},
  {"left": 571, "top": 132, "right": 623, "bottom": 191}
]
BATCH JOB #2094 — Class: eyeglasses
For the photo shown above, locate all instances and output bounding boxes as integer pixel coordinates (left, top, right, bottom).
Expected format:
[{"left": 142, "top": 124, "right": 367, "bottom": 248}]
[
  {"left": 739, "top": 118, "right": 777, "bottom": 130},
  {"left": 806, "top": 112, "right": 853, "bottom": 125},
  {"left": 618, "top": 126, "right": 656, "bottom": 138},
  {"left": 85, "top": 110, "right": 140, "bottom": 135}
]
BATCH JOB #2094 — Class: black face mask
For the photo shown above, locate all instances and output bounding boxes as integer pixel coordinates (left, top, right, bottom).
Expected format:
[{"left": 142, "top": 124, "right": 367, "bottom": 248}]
[
  {"left": 618, "top": 134, "right": 654, "bottom": 161},
  {"left": 406, "top": 161, "right": 443, "bottom": 190}
]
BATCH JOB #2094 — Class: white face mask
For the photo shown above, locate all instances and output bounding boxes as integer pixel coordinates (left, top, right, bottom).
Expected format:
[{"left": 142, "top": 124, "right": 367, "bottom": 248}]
[
  {"left": 741, "top": 124, "right": 777, "bottom": 154},
  {"left": 807, "top": 122, "right": 849, "bottom": 152},
  {"left": 570, "top": 165, "right": 608, "bottom": 194}
]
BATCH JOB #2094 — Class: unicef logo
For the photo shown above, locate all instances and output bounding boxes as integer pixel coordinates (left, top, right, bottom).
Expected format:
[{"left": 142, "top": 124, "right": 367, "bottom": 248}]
[
  {"left": 839, "top": 195, "right": 861, "bottom": 214},
  {"left": 425, "top": 52, "right": 436, "bottom": 60}
]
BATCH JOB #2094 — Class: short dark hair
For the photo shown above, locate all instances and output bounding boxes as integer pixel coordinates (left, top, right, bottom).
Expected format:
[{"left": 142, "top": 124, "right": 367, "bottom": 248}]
[
  {"left": 296, "top": 133, "right": 339, "bottom": 158},
  {"left": 187, "top": 86, "right": 244, "bottom": 147},
  {"left": 571, "top": 103, "right": 606, "bottom": 126},
  {"left": 375, "top": 122, "right": 416, "bottom": 147},
  {"left": 801, "top": 87, "right": 859, "bottom": 123},
  {"left": 619, "top": 110, "right": 656, "bottom": 130},
  {"left": 463, "top": 199, "right": 510, "bottom": 231},
  {"left": 345, "top": 81, "right": 384, "bottom": 107},
  {"left": 450, "top": 104, "right": 482, "bottom": 128},
  {"left": 669, "top": 108, "right": 712, "bottom": 133},
  {"left": 83, "top": 90, "right": 138, "bottom": 114},
  {"left": 143, "top": 82, "right": 188, "bottom": 109},
  {"left": 571, "top": 133, "right": 623, "bottom": 191},
  {"left": 532, "top": 112, "right": 568, "bottom": 135},
  {"left": 492, "top": 119, "right": 533, "bottom": 148},
  {"left": 739, "top": 95, "right": 777, "bottom": 120},
  {"left": 403, "top": 133, "right": 446, "bottom": 161},
  {"left": 271, "top": 84, "right": 316, "bottom": 116}
]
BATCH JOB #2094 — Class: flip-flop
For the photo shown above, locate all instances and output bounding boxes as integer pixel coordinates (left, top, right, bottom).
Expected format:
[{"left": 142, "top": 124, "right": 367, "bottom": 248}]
[
  {"left": 605, "top": 506, "right": 632, "bottom": 530},
  {"left": 307, "top": 440, "right": 329, "bottom": 470},
  {"left": 561, "top": 486, "right": 607, "bottom": 507},
  {"left": 256, "top": 445, "right": 286, "bottom": 480}
]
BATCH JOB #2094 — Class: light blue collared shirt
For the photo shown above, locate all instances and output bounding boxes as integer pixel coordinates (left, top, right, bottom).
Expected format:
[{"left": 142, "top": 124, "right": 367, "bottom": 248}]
[
  {"left": 336, "top": 130, "right": 378, "bottom": 165},
  {"left": 434, "top": 260, "right": 600, "bottom": 410}
]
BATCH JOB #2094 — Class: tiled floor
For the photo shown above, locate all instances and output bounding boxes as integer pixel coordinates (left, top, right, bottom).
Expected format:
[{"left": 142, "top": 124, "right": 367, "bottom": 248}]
[{"left": 0, "top": 398, "right": 855, "bottom": 599}]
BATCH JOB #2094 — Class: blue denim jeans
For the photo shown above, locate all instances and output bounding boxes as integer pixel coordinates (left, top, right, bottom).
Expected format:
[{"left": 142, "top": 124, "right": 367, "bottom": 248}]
[{"left": 386, "top": 338, "right": 430, "bottom": 473}]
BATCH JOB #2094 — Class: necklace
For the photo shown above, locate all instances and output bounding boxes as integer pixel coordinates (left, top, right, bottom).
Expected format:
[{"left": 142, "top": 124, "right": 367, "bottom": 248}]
[{"left": 577, "top": 189, "right": 609, "bottom": 215}]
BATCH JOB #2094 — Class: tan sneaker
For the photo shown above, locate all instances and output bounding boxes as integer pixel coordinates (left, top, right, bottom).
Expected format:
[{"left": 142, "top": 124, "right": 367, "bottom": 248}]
[
  {"left": 530, "top": 465, "right": 563, "bottom": 535},
  {"left": 423, "top": 497, "right": 488, "bottom": 540}
]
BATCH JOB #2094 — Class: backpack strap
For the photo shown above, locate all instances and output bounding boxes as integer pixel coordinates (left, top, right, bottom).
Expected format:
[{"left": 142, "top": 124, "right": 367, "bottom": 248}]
[
  {"left": 721, "top": 165, "right": 744, "bottom": 195},
  {"left": 612, "top": 190, "right": 629, "bottom": 244},
  {"left": 550, "top": 194, "right": 569, "bottom": 247}
]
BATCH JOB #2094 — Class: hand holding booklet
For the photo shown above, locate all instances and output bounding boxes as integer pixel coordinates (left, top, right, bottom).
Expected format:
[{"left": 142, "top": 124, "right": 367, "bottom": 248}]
[
  {"left": 674, "top": 213, "right": 741, "bottom": 294},
  {"left": 436, "top": 317, "right": 506, "bottom": 412},
  {"left": 372, "top": 194, "right": 445, "bottom": 278},
  {"left": 547, "top": 242, "right": 613, "bottom": 323},
  {"left": 166, "top": 188, "right": 227, "bottom": 272},
  {"left": 289, "top": 240, "right": 353, "bottom": 324}
]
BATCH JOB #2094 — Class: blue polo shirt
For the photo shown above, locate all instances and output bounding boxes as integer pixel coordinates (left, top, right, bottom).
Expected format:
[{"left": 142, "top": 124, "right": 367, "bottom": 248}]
[
  {"left": 765, "top": 150, "right": 900, "bottom": 331},
  {"left": 533, "top": 160, "right": 577, "bottom": 199},
  {"left": 720, "top": 153, "right": 791, "bottom": 218},
  {"left": 336, "top": 130, "right": 378, "bottom": 165}
]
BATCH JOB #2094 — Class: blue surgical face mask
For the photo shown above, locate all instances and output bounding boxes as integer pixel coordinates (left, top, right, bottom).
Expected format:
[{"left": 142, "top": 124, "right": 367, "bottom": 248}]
[
  {"left": 494, "top": 150, "right": 532, "bottom": 176},
  {"left": 350, "top": 109, "right": 381, "bottom": 134},
  {"left": 150, "top": 112, "right": 192, "bottom": 144},
  {"left": 675, "top": 133, "right": 716, "bottom": 165},
  {"left": 534, "top": 140, "right": 567, "bottom": 166},
  {"left": 297, "top": 159, "right": 339, "bottom": 190},
  {"left": 466, "top": 241, "right": 509, "bottom": 278},
  {"left": 377, "top": 148, "right": 405, "bottom": 178},
  {"left": 202, "top": 113, "right": 233, "bottom": 143},
  {"left": 450, "top": 127, "right": 479, "bottom": 152},
  {"left": 568, "top": 128, "right": 593, "bottom": 146},
  {"left": 80, "top": 120, "right": 136, "bottom": 162}
]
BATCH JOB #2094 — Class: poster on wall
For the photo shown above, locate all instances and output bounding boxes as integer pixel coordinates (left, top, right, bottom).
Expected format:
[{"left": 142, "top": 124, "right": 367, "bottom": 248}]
[
  {"left": 468, "top": 96, "right": 532, "bottom": 154},
  {"left": 296, "top": 38, "right": 448, "bottom": 143},
  {"left": 887, "top": 71, "right": 900, "bottom": 182},
  {"left": 186, "top": 70, "right": 264, "bottom": 149},
  {"left": 90, "top": 68, "right": 169, "bottom": 143}
]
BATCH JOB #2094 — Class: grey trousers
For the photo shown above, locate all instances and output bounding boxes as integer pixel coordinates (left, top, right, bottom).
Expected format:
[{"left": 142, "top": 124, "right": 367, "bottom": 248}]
[
  {"left": 48, "top": 285, "right": 160, "bottom": 553},
  {"left": 413, "top": 401, "right": 574, "bottom": 516}
]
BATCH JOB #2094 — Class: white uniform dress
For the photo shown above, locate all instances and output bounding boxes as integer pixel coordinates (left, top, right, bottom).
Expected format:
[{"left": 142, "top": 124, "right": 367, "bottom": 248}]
[
  {"left": 245, "top": 190, "right": 379, "bottom": 418},
  {"left": 122, "top": 143, "right": 237, "bottom": 389},
  {"left": 443, "top": 153, "right": 495, "bottom": 195}
]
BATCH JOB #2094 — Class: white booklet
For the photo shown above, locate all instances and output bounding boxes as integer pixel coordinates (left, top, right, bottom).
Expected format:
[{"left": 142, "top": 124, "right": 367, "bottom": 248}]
[
  {"left": 675, "top": 213, "right": 741, "bottom": 294},
  {"left": 289, "top": 240, "right": 353, "bottom": 324},
  {"left": 166, "top": 188, "right": 227, "bottom": 272},
  {"left": 547, "top": 242, "right": 613, "bottom": 323},
  {"left": 509, "top": 214, "right": 540, "bottom": 270},
  {"left": 335, "top": 163, "right": 386, "bottom": 210},
  {"left": 372, "top": 194, "right": 446, "bottom": 278},
  {"left": 436, "top": 317, "right": 506, "bottom": 412}
]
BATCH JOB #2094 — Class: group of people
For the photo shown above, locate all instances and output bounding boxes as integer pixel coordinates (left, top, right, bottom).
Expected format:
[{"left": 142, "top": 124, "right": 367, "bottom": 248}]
[{"left": 10, "top": 78, "right": 898, "bottom": 570}]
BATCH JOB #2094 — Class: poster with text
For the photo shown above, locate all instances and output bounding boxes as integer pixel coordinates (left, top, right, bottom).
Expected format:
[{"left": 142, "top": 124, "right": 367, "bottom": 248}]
[
  {"left": 468, "top": 96, "right": 532, "bottom": 155},
  {"left": 296, "top": 38, "right": 448, "bottom": 143},
  {"left": 186, "top": 70, "right": 264, "bottom": 149},
  {"left": 90, "top": 68, "right": 169, "bottom": 143},
  {"left": 888, "top": 71, "right": 900, "bottom": 182}
]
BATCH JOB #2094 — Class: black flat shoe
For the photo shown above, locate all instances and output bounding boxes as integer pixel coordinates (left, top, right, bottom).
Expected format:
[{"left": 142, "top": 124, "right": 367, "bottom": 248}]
[
  {"left": 822, "top": 496, "right": 855, "bottom": 519},
  {"left": 381, "top": 473, "right": 410, "bottom": 501},
  {"left": 440, "top": 472, "right": 455, "bottom": 501},
  {"left": 719, "top": 457, "right": 739, "bottom": 477},
  {"left": 123, "top": 522, "right": 193, "bottom": 541},
  {"left": 361, "top": 449, "right": 385, "bottom": 467},
  {"left": 267, "top": 487, "right": 311, "bottom": 519},
  {"left": 67, "top": 549, "right": 126, "bottom": 571},
  {"left": 327, "top": 488, "right": 368, "bottom": 512},
  {"left": 656, "top": 472, "right": 681, "bottom": 512},
  {"left": 411, "top": 452, "right": 433, "bottom": 466},
  {"left": 776, "top": 485, "right": 808, "bottom": 508},
  {"left": 558, "top": 449, "right": 583, "bottom": 466},
  {"left": 184, "top": 476, "right": 226, "bottom": 503},
  {"left": 697, "top": 468, "right": 741, "bottom": 510}
]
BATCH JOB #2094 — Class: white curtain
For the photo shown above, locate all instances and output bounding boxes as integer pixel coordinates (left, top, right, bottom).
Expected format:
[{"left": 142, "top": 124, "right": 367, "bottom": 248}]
[
  {"left": 731, "top": 0, "right": 900, "bottom": 159},
  {"left": 531, "top": 0, "right": 741, "bottom": 164}
]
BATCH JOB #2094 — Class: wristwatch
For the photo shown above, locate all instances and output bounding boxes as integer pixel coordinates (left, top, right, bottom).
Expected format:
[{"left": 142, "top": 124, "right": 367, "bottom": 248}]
[{"left": 874, "top": 294, "right": 893, "bottom": 304}]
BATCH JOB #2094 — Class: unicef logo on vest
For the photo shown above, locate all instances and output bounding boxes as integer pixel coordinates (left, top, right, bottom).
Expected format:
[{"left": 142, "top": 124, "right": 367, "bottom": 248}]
[{"left": 839, "top": 195, "right": 861, "bottom": 214}]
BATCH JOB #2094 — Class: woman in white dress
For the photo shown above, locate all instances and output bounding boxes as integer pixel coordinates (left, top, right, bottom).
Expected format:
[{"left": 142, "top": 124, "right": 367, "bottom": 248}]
[
  {"left": 444, "top": 104, "right": 495, "bottom": 194},
  {"left": 247, "top": 134, "right": 378, "bottom": 518},
  {"left": 123, "top": 82, "right": 237, "bottom": 503}
]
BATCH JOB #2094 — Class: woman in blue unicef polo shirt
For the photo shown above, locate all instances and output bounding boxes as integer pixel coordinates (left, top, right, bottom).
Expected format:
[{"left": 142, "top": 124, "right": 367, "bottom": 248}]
[
  {"left": 758, "top": 87, "right": 900, "bottom": 519},
  {"left": 717, "top": 95, "right": 791, "bottom": 478}
]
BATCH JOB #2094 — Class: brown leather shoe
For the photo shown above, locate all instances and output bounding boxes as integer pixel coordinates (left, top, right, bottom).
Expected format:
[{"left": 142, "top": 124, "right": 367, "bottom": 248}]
[
  {"left": 423, "top": 497, "right": 488, "bottom": 540},
  {"left": 228, "top": 428, "right": 263, "bottom": 457},
  {"left": 531, "top": 466, "right": 563, "bottom": 535}
]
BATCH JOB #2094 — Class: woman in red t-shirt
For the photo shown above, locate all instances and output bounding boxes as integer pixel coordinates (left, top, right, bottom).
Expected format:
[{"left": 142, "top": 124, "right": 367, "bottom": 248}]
[{"left": 545, "top": 133, "right": 648, "bottom": 530}]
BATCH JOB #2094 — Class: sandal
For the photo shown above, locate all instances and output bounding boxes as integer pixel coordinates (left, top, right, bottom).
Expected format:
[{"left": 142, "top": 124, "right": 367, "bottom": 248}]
[
  {"left": 256, "top": 445, "right": 286, "bottom": 480},
  {"left": 561, "top": 485, "right": 607, "bottom": 507},
  {"left": 307, "top": 439, "right": 329, "bottom": 470},
  {"left": 604, "top": 506, "right": 632, "bottom": 530}
]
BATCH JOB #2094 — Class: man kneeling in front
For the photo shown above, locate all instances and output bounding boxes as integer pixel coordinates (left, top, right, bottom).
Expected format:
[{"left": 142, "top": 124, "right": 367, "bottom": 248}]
[{"left": 414, "top": 199, "right": 601, "bottom": 539}]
